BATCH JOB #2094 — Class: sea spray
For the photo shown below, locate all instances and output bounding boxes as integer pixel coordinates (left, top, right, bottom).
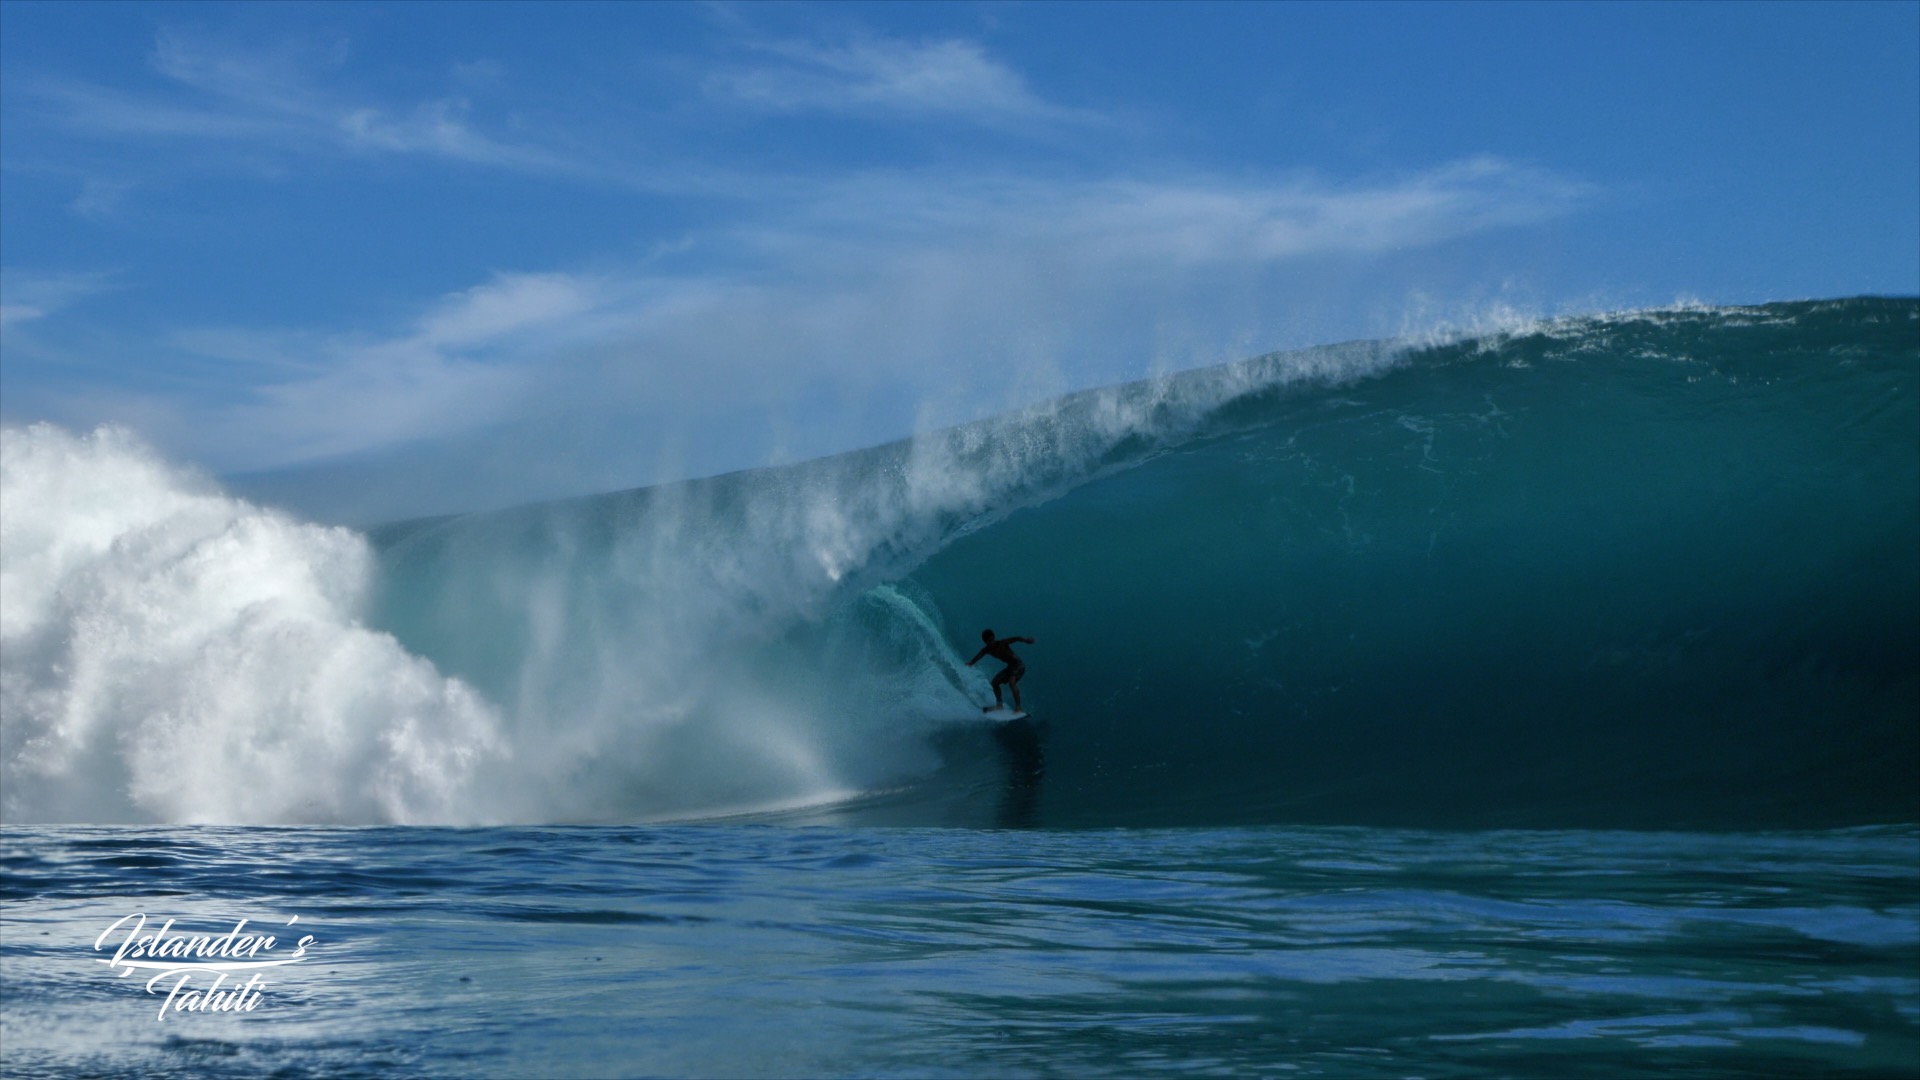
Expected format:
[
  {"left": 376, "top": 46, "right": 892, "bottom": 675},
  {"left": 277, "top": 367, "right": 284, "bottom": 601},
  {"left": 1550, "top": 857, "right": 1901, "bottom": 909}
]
[
  {"left": 0, "top": 424, "right": 502, "bottom": 824},
  {"left": 359, "top": 335, "right": 1410, "bottom": 823}
]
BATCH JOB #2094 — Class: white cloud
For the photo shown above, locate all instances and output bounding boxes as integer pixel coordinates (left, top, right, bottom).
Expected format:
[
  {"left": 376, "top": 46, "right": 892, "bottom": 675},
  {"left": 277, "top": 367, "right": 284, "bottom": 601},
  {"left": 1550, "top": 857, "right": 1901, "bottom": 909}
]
[
  {"left": 92, "top": 273, "right": 613, "bottom": 469},
  {"left": 0, "top": 270, "right": 116, "bottom": 329},
  {"left": 15, "top": 25, "right": 1091, "bottom": 202},
  {"left": 229, "top": 342, "right": 525, "bottom": 465},
  {"left": 708, "top": 34, "right": 1097, "bottom": 127},
  {"left": 1066, "top": 159, "right": 1595, "bottom": 263},
  {"left": 148, "top": 27, "right": 340, "bottom": 112},
  {"left": 414, "top": 273, "right": 605, "bottom": 349},
  {"left": 331, "top": 95, "right": 582, "bottom": 172},
  {"left": 69, "top": 177, "right": 134, "bottom": 220},
  {"left": 17, "top": 29, "right": 577, "bottom": 178},
  {"left": 18, "top": 77, "right": 295, "bottom": 142},
  {"left": 787, "top": 159, "right": 1593, "bottom": 265}
]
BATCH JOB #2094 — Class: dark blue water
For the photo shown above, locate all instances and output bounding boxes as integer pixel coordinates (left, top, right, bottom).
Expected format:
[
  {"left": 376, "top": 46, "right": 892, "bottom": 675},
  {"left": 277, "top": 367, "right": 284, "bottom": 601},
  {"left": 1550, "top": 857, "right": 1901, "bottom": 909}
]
[{"left": 3, "top": 825, "right": 1915, "bottom": 1078}]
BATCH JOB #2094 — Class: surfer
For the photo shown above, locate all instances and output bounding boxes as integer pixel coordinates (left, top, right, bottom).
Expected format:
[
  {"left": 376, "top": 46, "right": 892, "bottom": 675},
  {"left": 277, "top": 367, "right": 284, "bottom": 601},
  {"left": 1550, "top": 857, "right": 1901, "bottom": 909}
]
[{"left": 968, "top": 629, "right": 1035, "bottom": 713}]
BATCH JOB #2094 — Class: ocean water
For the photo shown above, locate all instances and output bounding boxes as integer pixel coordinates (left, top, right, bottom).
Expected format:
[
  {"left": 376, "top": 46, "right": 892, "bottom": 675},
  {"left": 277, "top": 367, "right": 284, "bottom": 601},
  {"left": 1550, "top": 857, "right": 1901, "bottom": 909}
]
[
  {"left": 4, "top": 825, "right": 1917, "bottom": 1078},
  {"left": 2, "top": 298, "right": 1916, "bottom": 1075}
]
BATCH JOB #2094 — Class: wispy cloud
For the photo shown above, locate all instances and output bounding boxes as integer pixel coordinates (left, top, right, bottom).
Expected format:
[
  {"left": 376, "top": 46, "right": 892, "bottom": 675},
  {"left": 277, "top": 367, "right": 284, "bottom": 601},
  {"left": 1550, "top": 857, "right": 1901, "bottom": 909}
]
[
  {"left": 0, "top": 16, "right": 1599, "bottom": 516},
  {"left": 69, "top": 177, "right": 134, "bottom": 220},
  {"left": 413, "top": 273, "right": 605, "bottom": 350},
  {"left": 103, "top": 157, "right": 1589, "bottom": 497},
  {"left": 706, "top": 33, "right": 1099, "bottom": 128},
  {"left": 11, "top": 24, "right": 1094, "bottom": 204},
  {"left": 0, "top": 270, "right": 116, "bottom": 329},
  {"left": 16, "top": 28, "right": 577, "bottom": 177},
  {"left": 334, "top": 99, "right": 568, "bottom": 170},
  {"left": 783, "top": 158, "right": 1594, "bottom": 264},
  {"left": 183, "top": 272, "right": 608, "bottom": 465},
  {"left": 21, "top": 76, "right": 295, "bottom": 142}
]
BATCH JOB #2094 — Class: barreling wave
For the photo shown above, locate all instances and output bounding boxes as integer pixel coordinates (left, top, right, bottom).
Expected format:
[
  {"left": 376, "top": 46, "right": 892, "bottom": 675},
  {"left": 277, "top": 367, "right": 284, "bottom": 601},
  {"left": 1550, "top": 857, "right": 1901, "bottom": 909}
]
[{"left": 3, "top": 297, "right": 1915, "bottom": 826}]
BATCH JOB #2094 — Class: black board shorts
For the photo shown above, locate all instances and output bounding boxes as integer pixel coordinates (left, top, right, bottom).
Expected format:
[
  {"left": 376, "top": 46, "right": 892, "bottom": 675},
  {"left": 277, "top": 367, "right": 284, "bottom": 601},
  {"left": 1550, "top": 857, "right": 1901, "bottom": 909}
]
[{"left": 992, "top": 661, "right": 1026, "bottom": 686}]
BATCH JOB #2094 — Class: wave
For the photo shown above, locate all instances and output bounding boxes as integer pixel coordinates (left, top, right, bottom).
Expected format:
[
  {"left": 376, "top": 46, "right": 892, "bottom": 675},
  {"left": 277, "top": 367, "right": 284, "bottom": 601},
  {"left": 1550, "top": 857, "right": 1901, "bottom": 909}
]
[{"left": 3, "top": 298, "right": 1915, "bottom": 826}]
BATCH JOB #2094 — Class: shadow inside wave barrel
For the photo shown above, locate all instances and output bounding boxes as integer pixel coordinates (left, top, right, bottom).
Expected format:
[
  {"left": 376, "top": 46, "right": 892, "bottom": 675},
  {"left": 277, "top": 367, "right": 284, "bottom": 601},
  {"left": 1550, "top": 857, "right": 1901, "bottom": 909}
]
[{"left": 907, "top": 299, "right": 1920, "bottom": 830}]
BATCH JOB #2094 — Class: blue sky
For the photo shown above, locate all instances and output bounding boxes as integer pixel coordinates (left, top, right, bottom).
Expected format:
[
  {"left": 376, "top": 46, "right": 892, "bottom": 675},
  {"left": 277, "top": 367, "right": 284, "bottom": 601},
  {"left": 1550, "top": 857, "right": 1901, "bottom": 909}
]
[{"left": 3, "top": 1, "right": 1916, "bottom": 520}]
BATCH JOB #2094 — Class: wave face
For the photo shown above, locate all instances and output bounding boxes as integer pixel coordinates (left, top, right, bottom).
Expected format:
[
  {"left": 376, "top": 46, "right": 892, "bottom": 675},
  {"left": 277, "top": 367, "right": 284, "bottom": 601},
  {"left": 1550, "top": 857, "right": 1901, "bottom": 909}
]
[
  {"left": 3, "top": 298, "right": 1914, "bottom": 826},
  {"left": 911, "top": 299, "right": 1920, "bottom": 828}
]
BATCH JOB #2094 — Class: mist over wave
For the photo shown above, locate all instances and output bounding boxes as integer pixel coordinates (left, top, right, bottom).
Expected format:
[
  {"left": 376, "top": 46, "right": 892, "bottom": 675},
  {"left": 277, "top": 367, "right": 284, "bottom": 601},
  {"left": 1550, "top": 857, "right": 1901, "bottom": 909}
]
[
  {"left": 3, "top": 298, "right": 1914, "bottom": 826},
  {"left": 359, "top": 336, "right": 1404, "bottom": 824},
  {"left": 0, "top": 425, "right": 502, "bottom": 824}
]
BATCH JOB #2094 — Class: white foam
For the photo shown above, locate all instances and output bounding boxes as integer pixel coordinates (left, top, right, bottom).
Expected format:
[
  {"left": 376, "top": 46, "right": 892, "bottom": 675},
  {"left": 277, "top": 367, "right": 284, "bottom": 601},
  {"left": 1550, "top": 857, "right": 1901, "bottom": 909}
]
[{"left": 0, "top": 424, "right": 504, "bottom": 824}]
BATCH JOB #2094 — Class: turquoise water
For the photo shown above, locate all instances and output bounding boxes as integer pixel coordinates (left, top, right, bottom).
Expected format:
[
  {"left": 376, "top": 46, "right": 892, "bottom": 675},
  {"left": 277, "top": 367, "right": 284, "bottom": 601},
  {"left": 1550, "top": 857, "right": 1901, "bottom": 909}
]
[{"left": 3, "top": 825, "right": 1916, "bottom": 1078}]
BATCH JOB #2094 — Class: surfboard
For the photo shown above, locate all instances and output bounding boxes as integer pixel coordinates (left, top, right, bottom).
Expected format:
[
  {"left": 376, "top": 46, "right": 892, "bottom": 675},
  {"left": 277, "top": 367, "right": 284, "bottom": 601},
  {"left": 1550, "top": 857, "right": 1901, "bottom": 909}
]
[{"left": 982, "top": 705, "right": 1029, "bottom": 721}]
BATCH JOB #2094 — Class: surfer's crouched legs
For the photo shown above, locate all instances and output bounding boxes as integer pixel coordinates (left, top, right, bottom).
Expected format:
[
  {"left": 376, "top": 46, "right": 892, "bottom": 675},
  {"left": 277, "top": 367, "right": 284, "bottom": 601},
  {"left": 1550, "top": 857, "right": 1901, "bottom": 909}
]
[{"left": 991, "top": 662, "right": 1026, "bottom": 710}]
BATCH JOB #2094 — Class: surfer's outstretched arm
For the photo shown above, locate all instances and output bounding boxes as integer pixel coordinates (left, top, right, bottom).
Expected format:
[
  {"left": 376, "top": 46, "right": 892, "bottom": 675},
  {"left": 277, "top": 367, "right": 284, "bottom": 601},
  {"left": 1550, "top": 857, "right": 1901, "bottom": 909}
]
[{"left": 966, "top": 647, "right": 988, "bottom": 666}]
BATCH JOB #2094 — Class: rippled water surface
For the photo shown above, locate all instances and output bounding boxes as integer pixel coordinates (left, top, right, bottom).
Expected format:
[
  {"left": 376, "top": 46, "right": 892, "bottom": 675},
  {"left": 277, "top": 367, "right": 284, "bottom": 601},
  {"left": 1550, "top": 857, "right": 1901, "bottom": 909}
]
[{"left": 3, "top": 825, "right": 1916, "bottom": 1077}]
